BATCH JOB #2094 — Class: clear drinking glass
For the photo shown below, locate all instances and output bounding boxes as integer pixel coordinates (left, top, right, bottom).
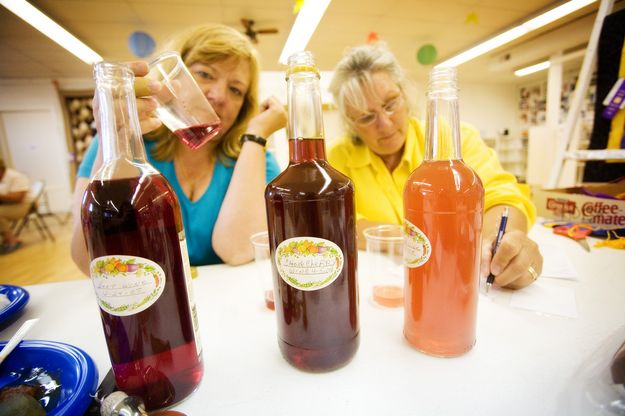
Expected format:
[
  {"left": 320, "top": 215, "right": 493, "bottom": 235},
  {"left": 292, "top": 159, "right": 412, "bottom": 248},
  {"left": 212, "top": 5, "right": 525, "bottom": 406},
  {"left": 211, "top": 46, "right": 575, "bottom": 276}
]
[
  {"left": 364, "top": 224, "right": 404, "bottom": 308},
  {"left": 250, "top": 231, "right": 274, "bottom": 311},
  {"left": 147, "top": 51, "right": 221, "bottom": 149}
]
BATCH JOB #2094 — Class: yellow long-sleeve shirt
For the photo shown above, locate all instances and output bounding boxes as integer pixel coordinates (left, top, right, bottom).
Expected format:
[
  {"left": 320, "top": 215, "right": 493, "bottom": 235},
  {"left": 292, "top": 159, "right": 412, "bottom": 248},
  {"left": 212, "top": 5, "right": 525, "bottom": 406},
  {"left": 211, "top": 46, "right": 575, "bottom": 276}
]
[{"left": 327, "top": 117, "right": 536, "bottom": 226}]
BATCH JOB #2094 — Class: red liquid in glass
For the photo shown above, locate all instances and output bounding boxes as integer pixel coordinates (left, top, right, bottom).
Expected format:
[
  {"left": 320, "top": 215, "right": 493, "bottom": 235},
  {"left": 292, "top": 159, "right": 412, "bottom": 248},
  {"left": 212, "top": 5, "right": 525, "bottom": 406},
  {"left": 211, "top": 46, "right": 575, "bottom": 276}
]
[
  {"left": 264, "top": 290, "right": 275, "bottom": 311},
  {"left": 174, "top": 122, "right": 221, "bottom": 149},
  {"left": 265, "top": 138, "right": 359, "bottom": 372},
  {"left": 373, "top": 285, "right": 403, "bottom": 308},
  {"left": 403, "top": 160, "right": 484, "bottom": 357},
  {"left": 81, "top": 175, "right": 203, "bottom": 409}
]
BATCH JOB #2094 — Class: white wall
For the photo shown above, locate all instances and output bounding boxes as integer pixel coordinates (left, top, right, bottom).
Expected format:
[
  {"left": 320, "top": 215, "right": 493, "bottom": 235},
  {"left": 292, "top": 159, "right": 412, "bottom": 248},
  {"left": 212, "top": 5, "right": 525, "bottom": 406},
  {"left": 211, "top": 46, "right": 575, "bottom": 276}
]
[
  {"left": 0, "top": 79, "right": 73, "bottom": 213},
  {"left": 409, "top": 80, "right": 520, "bottom": 144},
  {"left": 457, "top": 82, "right": 519, "bottom": 141},
  {"left": 259, "top": 71, "right": 343, "bottom": 169},
  {"left": 0, "top": 73, "right": 521, "bottom": 201},
  {"left": 259, "top": 72, "right": 521, "bottom": 169}
]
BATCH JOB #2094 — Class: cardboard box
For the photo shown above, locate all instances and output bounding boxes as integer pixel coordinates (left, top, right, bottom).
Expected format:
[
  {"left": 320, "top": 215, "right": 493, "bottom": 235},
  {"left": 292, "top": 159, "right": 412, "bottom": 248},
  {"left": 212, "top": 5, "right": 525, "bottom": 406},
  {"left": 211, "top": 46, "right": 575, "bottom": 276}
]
[{"left": 532, "top": 181, "right": 625, "bottom": 230}]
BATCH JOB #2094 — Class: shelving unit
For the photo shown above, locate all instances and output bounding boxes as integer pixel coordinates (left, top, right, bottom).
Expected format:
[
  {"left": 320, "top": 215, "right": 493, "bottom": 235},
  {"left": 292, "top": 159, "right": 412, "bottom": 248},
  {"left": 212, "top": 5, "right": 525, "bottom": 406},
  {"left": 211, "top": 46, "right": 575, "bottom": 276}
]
[
  {"left": 519, "top": 66, "right": 597, "bottom": 186},
  {"left": 484, "top": 132, "right": 527, "bottom": 182},
  {"left": 548, "top": 0, "right": 625, "bottom": 186},
  {"left": 59, "top": 91, "right": 96, "bottom": 184}
]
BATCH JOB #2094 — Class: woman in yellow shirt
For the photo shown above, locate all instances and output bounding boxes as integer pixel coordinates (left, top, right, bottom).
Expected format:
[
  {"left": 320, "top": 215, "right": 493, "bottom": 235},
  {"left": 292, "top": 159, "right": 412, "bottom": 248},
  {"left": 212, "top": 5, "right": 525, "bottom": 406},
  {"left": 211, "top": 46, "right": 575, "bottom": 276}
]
[{"left": 327, "top": 42, "right": 543, "bottom": 290}]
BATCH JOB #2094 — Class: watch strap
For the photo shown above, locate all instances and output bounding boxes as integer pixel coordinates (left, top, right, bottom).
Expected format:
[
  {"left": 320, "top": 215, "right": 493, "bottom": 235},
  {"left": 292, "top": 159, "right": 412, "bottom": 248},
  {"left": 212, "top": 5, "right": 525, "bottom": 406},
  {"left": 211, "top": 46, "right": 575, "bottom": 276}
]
[{"left": 240, "top": 134, "right": 267, "bottom": 147}]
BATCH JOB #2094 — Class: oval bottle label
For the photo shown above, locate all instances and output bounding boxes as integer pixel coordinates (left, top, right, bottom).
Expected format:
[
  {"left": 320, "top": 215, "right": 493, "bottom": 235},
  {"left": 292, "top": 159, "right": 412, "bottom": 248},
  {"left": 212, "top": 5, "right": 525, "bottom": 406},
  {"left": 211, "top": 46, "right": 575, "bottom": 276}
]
[
  {"left": 403, "top": 219, "right": 432, "bottom": 268},
  {"left": 275, "top": 237, "right": 344, "bottom": 291},
  {"left": 90, "top": 255, "right": 166, "bottom": 317}
]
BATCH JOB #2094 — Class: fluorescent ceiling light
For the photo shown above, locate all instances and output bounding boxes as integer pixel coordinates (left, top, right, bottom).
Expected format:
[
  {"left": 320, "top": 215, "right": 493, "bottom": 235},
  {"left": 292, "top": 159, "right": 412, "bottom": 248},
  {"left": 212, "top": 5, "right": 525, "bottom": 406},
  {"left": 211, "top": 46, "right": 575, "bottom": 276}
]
[
  {"left": 279, "top": 0, "right": 331, "bottom": 65},
  {"left": 437, "top": 0, "right": 596, "bottom": 68},
  {"left": 0, "top": 0, "right": 102, "bottom": 65},
  {"left": 514, "top": 48, "right": 586, "bottom": 77},
  {"left": 514, "top": 61, "right": 550, "bottom": 76}
]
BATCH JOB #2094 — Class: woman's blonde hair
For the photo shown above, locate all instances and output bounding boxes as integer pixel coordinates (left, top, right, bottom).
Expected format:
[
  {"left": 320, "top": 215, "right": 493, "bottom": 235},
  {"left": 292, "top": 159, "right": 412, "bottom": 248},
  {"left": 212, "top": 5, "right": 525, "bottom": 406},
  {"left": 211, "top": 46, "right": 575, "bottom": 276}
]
[
  {"left": 328, "top": 42, "right": 415, "bottom": 140},
  {"left": 148, "top": 24, "right": 260, "bottom": 163}
]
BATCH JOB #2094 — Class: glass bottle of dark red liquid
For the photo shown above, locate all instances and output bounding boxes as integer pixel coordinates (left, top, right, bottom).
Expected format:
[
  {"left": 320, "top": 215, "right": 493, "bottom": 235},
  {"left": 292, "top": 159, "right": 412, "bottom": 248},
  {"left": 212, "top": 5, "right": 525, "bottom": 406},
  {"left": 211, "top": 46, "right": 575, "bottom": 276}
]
[
  {"left": 403, "top": 66, "right": 484, "bottom": 357},
  {"left": 265, "top": 51, "right": 359, "bottom": 372},
  {"left": 82, "top": 62, "right": 203, "bottom": 409}
]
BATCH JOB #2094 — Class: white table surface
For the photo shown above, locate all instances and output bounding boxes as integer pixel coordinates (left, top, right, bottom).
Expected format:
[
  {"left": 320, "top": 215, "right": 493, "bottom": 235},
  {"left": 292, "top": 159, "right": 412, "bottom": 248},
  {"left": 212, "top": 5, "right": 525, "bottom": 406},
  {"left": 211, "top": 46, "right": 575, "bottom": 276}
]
[{"left": 2, "top": 225, "right": 624, "bottom": 415}]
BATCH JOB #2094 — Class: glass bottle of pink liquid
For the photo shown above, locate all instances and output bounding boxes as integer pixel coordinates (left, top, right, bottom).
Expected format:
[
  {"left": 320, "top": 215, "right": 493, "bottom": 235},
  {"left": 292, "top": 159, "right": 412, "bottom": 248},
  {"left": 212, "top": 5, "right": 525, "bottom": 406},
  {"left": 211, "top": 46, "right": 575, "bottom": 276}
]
[
  {"left": 403, "top": 66, "right": 484, "bottom": 357},
  {"left": 265, "top": 51, "right": 359, "bottom": 372},
  {"left": 82, "top": 62, "right": 203, "bottom": 410}
]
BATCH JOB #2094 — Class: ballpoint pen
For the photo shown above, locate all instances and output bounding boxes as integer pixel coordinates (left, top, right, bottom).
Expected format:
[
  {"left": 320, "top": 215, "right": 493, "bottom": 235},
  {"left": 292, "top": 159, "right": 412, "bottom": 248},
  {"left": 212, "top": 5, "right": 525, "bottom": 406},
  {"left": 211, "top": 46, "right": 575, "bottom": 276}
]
[{"left": 486, "top": 207, "right": 509, "bottom": 293}]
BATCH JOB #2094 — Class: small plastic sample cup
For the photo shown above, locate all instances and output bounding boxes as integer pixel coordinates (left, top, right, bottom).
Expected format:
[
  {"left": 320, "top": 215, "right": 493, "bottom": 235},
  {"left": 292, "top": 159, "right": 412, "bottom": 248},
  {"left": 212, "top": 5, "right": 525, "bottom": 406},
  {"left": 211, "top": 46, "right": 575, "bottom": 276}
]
[
  {"left": 250, "top": 231, "right": 274, "bottom": 311},
  {"left": 363, "top": 224, "right": 404, "bottom": 308},
  {"left": 147, "top": 51, "right": 221, "bottom": 149}
]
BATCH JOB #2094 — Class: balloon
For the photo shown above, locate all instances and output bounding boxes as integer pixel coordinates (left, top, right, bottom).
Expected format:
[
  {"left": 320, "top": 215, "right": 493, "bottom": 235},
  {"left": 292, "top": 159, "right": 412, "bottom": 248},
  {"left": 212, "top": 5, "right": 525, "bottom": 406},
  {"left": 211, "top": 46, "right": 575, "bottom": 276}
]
[
  {"left": 128, "top": 31, "right": 156, "bottom": 58},
  {"left": 465, "top": 11, "right": 479, "bottom": 25},
  {"left": 293, "top": 0, "right": 304, "bottom": 14},
  {"left": 416, "top": 44, "right": 437, "bottom": 65},
  {"left": 366, "top": 31, "right": 379, "bottom": 44}
]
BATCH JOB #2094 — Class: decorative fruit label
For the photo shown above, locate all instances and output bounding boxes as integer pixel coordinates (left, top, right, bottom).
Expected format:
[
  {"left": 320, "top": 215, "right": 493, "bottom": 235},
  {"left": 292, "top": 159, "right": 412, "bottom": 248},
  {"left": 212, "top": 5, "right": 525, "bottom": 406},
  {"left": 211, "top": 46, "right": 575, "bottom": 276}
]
[
  {"left": 90, "top": 255, "right": 165, "bottom": 317},
  {"left": 275, "top": 237, "right": 344, "bottom": 291},
  {"left": 403, "top": 219, "right": 432, "bottom": 268}
]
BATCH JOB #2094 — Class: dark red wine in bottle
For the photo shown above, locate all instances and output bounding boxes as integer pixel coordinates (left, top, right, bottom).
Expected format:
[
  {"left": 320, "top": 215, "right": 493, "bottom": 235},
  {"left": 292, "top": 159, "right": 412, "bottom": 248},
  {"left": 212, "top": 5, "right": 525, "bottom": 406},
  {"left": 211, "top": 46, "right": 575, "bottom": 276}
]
[
  {"left": 83, "top": 62, "right": 203, "bottom": 410},
  {"left": 82, "top": 175, "right": 203, "bottom": 408},
  {"left": 265, "top": 52, "right": 359, "bottom": 372}
]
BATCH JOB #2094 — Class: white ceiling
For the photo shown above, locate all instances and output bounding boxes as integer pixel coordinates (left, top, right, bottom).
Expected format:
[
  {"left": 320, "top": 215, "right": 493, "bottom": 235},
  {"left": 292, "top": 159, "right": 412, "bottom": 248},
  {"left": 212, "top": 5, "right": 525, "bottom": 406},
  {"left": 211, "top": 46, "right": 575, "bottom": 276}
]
[{"left": 0, "top": 0, "right": 613, "bottom": 84}]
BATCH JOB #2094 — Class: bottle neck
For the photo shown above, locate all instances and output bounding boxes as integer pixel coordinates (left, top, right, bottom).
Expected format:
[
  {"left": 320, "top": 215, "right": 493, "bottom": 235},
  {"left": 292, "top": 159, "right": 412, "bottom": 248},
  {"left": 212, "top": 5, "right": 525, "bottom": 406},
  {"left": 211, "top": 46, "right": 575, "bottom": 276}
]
[
  {"left": 94, "top": 63, "right": 148, "bottom": 166},
  {"left": 424, "top": 72, "right": 462, "bottom": 161},
  {"left": 288, "top": 138, "right": 327, "bottom": 162},
  {"left": 286, "top": 68, "right": 327, "bottom": 162}
]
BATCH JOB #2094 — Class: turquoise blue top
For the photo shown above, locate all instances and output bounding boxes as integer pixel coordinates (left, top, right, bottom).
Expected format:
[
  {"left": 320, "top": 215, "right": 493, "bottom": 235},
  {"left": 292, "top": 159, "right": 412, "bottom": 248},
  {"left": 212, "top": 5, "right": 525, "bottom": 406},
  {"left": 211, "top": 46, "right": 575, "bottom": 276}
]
[{"left": 78, "top": 139, "right": 281, "bottom": 265}]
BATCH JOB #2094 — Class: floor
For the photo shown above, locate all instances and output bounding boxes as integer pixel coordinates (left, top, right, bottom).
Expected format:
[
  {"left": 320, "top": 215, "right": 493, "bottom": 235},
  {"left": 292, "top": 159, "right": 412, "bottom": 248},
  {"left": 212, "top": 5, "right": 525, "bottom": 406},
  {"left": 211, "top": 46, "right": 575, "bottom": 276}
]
[{"left": 0, "top": 214, "right": 87, "bottom": 286}]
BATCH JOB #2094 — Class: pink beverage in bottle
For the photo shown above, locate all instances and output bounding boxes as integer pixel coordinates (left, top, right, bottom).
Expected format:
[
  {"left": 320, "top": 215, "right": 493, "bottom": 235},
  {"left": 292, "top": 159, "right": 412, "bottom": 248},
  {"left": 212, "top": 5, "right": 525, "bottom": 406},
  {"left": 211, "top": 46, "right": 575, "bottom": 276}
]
[
  {"left": 265, "top": 52, "right": 359, "bottom": 372},
  {"left": 403, "top": 66, "right": 484, "bottom": 357},
  {"left": 82, "top": 62, "right": 203, "bottom": 410}
]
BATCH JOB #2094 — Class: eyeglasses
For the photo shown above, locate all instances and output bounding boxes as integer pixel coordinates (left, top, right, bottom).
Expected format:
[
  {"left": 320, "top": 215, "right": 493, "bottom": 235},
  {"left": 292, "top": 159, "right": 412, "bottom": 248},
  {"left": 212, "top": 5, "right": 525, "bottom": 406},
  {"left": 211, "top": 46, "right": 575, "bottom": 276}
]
[{"left": 352, "top": 95, "right": 403, "bottom": 127}]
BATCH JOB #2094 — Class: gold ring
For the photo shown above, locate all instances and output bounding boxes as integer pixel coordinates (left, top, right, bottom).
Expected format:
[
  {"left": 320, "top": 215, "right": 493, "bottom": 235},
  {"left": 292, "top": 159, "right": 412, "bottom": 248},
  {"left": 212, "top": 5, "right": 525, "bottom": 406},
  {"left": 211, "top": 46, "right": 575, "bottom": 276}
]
[{"left": 528, "top": 265, "right": 538, "bottom": 281}]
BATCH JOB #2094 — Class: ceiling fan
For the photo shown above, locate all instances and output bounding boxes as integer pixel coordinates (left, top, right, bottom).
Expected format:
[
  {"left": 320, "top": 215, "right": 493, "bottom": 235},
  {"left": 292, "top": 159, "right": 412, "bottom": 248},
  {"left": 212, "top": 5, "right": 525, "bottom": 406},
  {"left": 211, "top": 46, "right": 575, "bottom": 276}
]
[{"left": 241, "top": 18, "right": 278, "bottom": 44}]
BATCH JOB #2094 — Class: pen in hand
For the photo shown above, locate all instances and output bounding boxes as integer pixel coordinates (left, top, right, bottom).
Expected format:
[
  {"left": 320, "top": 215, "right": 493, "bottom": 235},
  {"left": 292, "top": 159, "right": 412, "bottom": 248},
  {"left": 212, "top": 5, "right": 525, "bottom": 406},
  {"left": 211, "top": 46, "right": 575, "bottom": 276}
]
[{"left": 486, "top": 207, "right": 509, "bottom": 293}]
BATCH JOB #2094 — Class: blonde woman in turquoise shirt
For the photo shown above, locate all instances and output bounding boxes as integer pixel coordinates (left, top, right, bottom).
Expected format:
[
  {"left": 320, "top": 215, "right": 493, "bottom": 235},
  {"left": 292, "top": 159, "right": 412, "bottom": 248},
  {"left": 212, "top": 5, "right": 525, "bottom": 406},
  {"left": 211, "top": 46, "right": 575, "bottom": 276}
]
[{"left": 71, "top": 24, "right": 286, "bottom": 273}]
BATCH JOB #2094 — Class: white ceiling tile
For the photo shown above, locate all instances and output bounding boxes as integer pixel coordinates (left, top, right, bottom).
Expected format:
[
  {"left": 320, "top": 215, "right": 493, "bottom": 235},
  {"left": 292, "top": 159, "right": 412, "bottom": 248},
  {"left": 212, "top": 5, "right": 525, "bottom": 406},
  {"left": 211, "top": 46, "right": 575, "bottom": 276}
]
[{"left": 0, "top": 0, "right": 599, "bottom": 83}]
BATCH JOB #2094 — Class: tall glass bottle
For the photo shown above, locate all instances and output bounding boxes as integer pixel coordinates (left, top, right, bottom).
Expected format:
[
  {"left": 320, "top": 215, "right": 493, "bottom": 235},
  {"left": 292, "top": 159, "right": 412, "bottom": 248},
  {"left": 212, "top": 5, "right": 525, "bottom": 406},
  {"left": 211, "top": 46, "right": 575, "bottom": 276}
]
[
  {"left": 81, "top": 62, "right": 203, "bottom": 409},
  {"left": 403, "top": 66, "right": 484, "bottom": 357},
  {"left": 265, "top": 51, "right": 359, "bottom": 372}
]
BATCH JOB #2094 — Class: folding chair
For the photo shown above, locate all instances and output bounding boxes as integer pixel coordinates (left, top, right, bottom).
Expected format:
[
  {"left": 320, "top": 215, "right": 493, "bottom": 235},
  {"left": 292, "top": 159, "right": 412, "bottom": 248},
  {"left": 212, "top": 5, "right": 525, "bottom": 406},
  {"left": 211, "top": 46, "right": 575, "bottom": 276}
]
[{"left": 13, "top": 180, "right": 55, "bottom": 242}]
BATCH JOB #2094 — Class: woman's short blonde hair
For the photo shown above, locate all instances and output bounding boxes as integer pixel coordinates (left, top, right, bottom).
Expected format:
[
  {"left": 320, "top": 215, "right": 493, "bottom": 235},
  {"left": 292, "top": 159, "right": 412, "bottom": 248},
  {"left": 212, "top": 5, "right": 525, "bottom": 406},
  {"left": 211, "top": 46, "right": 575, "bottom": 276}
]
[
  {"left": 148, "top": 23, "right": 260, "bottom": 163},
  {"left": 328, "top": 42, "right": 415, "bottom": 139}
]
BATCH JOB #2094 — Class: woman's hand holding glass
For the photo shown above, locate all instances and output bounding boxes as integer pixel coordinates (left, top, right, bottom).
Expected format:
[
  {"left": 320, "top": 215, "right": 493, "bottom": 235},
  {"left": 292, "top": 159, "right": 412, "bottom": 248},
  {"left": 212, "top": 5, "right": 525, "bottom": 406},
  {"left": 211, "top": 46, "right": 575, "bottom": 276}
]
[{"left": 92, "top": 61, "right": 163, "bottom": 136}]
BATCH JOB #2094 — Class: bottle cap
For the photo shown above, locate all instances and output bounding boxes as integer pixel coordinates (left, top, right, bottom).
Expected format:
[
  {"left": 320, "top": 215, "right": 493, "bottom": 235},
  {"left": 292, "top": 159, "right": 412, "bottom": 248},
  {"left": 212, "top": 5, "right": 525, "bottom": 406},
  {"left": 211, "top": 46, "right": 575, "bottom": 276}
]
[{"left": 99, "top": 391, "right": 148, "bottom": 416}]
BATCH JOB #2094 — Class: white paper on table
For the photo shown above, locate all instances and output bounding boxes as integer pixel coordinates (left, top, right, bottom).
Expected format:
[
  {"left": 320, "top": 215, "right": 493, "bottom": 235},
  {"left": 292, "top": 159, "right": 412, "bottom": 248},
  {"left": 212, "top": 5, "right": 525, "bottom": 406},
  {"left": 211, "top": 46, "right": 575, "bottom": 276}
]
[
  {"left": 538, "top": 241, "right": 578, "bottom": 280},
  {"left": 509, "top": 280, "right": 578, "bottom": 318}
]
